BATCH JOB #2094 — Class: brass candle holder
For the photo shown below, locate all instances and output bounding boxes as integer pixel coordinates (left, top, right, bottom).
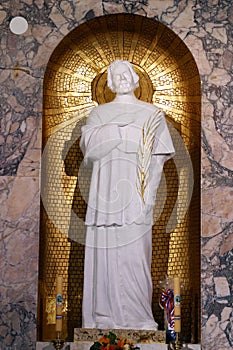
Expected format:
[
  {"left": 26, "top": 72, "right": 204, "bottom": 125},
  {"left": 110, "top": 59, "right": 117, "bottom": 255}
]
[{"left": 51, "top": 332, "right": 65, "bottom": 350}]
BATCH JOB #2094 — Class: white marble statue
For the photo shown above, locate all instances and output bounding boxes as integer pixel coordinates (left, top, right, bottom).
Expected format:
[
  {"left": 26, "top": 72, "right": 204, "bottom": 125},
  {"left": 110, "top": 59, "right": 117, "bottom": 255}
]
[{"left": 80, "top": 60, "right": 175, "bottom": 330}]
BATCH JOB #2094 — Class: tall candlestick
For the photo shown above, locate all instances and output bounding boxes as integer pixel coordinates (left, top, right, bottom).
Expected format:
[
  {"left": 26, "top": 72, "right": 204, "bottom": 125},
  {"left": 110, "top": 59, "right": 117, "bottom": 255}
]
[
  {"left": 56, "top": 275, "right": 63, "bottom": 333},
  {"left": 174, "top": 276, "right": 181, "bottom": 333}
]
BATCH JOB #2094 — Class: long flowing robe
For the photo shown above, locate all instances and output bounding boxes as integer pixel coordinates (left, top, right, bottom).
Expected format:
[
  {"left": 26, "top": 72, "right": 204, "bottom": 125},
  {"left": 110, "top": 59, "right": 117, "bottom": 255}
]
[{"left": 80, "top": 101, "right": 175, "bottom": 329}]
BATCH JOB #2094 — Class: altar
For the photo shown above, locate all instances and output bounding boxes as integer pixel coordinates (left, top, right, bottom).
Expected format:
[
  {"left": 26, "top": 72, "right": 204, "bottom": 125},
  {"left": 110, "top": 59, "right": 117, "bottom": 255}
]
[
  {"left": 36, "top": 328, "right": 201, "bottom": 350},
  {"left": 36, "top": 343, "right": 201, "bottom": 350}
]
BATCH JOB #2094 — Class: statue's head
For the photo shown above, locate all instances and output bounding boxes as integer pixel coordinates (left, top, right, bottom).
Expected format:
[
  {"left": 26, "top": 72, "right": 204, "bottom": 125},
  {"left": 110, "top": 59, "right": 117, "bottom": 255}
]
[{"left": 107, "top": 60, "right": 139, "bottom": 94}]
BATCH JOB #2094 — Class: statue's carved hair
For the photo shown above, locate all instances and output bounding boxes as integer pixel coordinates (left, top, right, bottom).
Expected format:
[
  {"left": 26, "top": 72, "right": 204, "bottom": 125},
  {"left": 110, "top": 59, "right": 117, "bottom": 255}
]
[{"left": 107, "top": 60, "right": 139, "bottom": 93}]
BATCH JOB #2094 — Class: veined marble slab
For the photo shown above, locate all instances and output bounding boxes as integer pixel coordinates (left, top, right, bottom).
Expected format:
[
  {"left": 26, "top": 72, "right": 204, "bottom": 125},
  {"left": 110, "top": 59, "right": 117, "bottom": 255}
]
[{"left": 74, "top": 328, "right": 165, "bottom": 343}]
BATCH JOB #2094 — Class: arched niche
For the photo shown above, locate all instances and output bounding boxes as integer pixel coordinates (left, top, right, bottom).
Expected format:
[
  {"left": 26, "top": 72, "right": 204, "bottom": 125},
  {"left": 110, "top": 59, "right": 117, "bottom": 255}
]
[{"left": 39, "top": 13, "right": 201, "bottom": 342}]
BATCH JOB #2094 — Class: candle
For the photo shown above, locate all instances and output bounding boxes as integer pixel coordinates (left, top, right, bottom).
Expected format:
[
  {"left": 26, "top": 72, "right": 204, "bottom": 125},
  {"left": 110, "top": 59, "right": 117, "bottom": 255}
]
[
  {"left": 174, "top": 276, "right": 181, "bottom": 333},
  {"left": 56, "top": 275, "right": 63, "bottom": 333}
]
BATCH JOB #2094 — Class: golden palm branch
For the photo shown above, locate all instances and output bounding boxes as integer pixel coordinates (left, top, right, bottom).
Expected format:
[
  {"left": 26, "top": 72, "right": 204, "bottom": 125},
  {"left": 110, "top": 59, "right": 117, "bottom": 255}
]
[{"left": 136, "top": 110, "right": 164, "bottom": 203}]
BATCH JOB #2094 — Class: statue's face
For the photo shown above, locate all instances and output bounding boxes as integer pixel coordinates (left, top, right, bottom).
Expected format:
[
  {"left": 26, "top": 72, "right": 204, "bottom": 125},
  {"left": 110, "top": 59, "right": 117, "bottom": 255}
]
[{"left": 111, "top": 63, "right": 136, "bottom": 94}]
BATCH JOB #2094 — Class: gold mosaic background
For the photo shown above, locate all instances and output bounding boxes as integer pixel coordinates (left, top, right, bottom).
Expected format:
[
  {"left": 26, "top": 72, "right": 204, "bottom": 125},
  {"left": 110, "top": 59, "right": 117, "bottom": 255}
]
[{"left": 39, "top": 14, "right": 201, "bottom": 342}]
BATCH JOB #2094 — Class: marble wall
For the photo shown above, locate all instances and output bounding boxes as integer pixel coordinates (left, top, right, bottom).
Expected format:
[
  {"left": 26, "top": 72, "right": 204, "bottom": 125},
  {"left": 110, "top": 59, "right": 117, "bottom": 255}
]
[{"left": 0, "top": 0, "right": 232, "bottom": 349}]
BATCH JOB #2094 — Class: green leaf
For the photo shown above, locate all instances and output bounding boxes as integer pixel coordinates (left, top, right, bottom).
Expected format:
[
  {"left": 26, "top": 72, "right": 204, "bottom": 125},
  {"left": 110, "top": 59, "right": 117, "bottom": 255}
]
[{"left": 108, "top": 331, "right": 117, "bottom": 344}]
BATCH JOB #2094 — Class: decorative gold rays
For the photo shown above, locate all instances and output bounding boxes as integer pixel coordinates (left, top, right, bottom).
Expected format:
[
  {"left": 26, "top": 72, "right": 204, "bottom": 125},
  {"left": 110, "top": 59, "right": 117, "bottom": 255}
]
[{"left": 43, "top": 13, "right": 201, "bottom": 140}]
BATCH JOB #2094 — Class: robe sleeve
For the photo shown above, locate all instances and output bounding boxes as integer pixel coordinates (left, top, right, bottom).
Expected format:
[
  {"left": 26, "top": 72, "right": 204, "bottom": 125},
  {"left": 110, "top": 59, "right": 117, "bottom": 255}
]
[
  {"left": 80, "top": 109, "right": 122, "bottom": 162},
  {"left": 145, "top": 155, "right": 167, "bottom": 206},
  {"left": 146, "top": 114, "right": 175, "bottom": 206},
  {"left": 152, "top": 115, "right": 175, "bottom": 159}
]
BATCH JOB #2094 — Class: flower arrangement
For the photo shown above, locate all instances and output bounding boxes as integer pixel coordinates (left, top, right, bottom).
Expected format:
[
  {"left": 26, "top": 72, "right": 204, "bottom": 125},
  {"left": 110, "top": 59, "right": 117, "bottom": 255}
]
[{"left": 90, "top": 332, "right": 140, "bottom": 350}]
